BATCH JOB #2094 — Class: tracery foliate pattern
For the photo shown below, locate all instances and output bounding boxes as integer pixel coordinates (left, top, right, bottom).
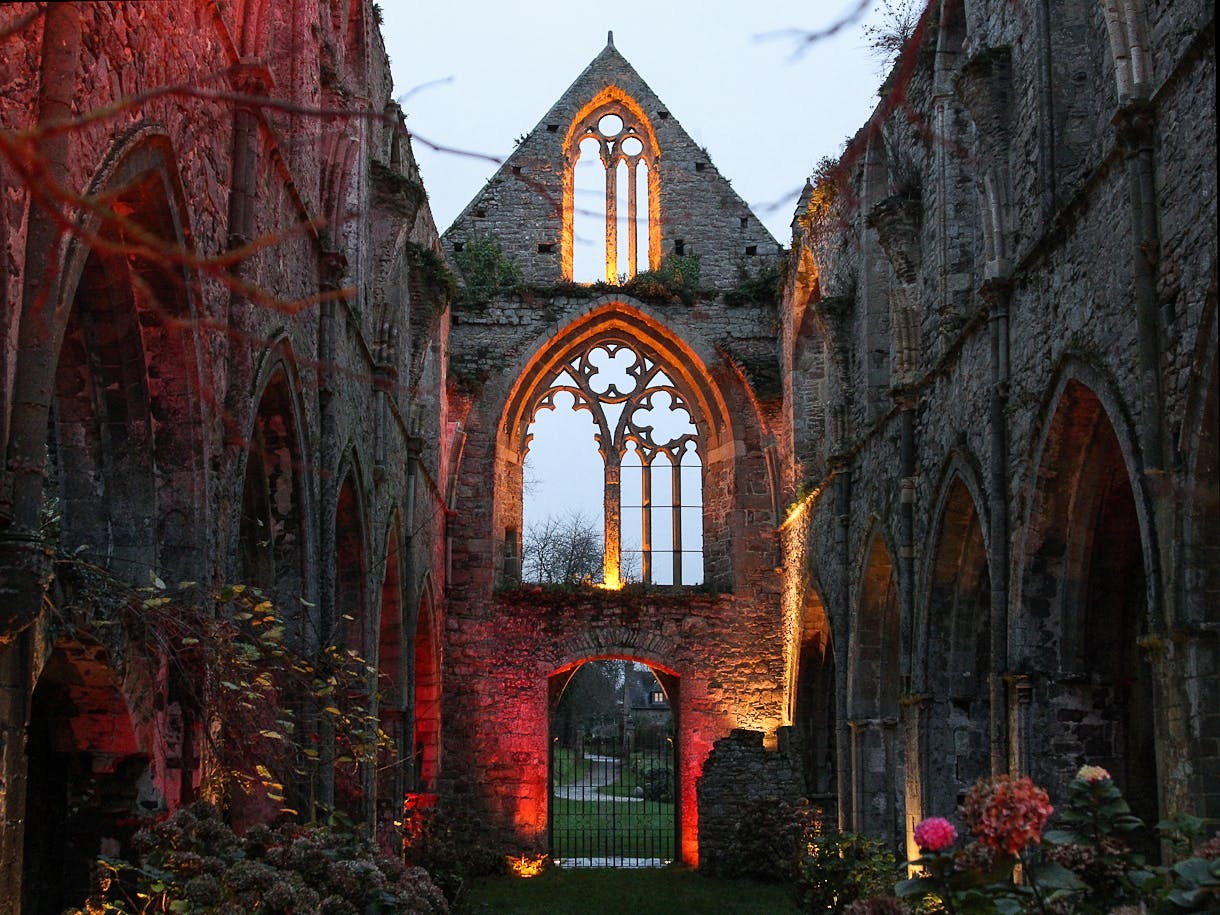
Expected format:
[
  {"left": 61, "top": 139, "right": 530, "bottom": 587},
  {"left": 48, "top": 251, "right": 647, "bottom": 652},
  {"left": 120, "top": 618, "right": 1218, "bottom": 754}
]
[{"left": 528, "top": 337, "right": 702, "bottom": 586}]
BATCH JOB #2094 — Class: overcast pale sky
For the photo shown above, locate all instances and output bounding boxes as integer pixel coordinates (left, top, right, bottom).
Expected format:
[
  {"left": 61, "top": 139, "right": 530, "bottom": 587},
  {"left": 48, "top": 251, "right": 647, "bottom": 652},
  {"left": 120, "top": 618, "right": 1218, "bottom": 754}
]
[{"left": 379, "top": 0, "right": 894, "bottom": 242}]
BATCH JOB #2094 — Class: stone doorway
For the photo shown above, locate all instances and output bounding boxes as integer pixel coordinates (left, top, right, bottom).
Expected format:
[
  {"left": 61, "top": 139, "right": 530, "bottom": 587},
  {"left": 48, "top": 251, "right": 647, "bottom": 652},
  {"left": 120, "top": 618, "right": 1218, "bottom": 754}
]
[
  {"left": 22, "top": 645, "right": 151, "bottom": 914},
  {"left": 548, "top": 660, "right": 678, "bottom": 866}
]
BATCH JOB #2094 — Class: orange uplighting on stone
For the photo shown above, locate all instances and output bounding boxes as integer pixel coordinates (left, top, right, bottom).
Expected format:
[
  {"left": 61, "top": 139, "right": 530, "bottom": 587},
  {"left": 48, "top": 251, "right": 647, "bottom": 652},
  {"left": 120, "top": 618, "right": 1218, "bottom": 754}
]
[{"left": 507, "top": 854, "right": 548, "bottom": 878}]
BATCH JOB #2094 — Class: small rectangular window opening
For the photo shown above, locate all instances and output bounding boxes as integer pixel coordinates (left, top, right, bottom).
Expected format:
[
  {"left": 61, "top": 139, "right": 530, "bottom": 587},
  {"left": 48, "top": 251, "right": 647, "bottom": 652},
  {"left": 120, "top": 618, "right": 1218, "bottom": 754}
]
[
  {"left": 695, "top": 162, "right": 707, "bottom": 172},
  {"left": 546, "top": 124, "right": 559, "bottom": 132},
  {"left": 537, "top": 243, "right": 555, "bottom": 254},
  {"left": 674, "top": 239, "right": 685, "bottom": 256},
  {"left": 512, "top": 165, "right": 522, "bottom": 175},
  {"left": 453, "top": 241, "right": 465, "bottom": 252},
  {"left": 745, "top": 245, "right": 757, "bottom": 256},
  {"left": 739, "top": 216, "right": 749, "bottom": 229}
]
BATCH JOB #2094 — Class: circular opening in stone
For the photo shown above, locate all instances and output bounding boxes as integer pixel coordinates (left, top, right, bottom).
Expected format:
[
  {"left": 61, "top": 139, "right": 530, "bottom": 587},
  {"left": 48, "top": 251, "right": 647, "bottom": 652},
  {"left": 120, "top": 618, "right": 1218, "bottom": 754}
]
[
  {"left": 598, "top": 113, "right": 624, "bottom": 137},
  {"left": 620, "top": 136, "right": 643, "bottom": 157}
]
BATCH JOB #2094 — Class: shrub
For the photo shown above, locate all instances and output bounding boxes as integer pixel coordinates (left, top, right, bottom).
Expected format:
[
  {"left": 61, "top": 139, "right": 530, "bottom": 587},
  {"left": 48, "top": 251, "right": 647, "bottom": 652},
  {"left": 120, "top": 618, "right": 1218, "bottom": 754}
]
[
  {"left": 454, "top": 235, "right": 522, "bottom": 304},
  {"left": 73, "top": 801, "right": 447, "bottom": 914},
  {"left": 798, "top": 831, "right": 899, "bottom": 913},
  {"left": 403, "top": 798, "right": 505, "bottom": 903},
  {"left": 895, "top": 767, "right": 1220, "bottom": 914}
]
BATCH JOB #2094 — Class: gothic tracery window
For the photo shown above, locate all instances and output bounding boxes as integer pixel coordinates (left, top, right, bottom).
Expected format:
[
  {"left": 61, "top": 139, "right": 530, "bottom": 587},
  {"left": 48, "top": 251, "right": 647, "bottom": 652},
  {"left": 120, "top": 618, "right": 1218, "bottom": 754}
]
[
  {"left": 525, "top": 336, "right": 704, "bottom": 587},
  {"left": 566, "top": 99, "right": 659, "bottom": 283}
]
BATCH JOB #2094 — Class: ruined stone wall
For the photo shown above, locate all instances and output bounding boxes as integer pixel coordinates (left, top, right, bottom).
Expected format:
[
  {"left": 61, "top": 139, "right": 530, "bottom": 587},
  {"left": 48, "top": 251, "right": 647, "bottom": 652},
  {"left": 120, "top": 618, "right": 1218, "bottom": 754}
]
[
  {"left": 783, "top": 0, "right": 1216, "bottom": 848},
  {"left": 442, "top": 38, "right": 781, "bottom": 289},
  {"left": 442, "top": 591, "right": 789, "bottom": 864},
  {"left": 0, "top": 2, "right": 449, "bottom": 907}
]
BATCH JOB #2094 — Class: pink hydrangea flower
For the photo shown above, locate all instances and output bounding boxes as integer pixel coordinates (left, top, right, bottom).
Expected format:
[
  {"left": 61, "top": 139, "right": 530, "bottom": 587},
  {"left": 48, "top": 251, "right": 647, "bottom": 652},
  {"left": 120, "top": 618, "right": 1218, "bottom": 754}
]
[
  {"left": 1076, "top": 764, "right": 1111, "bottom": 783},
  {"left": 913, "top": 816, "right": 957, "bottom": 852},
  {"left": 963, "top": 775, "right": 1054, "bottom": 856}
]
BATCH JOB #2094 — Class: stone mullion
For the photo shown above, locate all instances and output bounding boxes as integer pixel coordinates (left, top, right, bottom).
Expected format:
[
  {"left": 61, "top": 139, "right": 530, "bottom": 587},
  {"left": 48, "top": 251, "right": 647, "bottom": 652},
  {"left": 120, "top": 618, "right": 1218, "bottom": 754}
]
[
  {"left": 603, "top": 146, "right": 617, "bottom": 283},
  {"left": 626, "top": 159, "right": 638, "bottom": 278},
  {"left": 640, "top": 453, "right": 652, "bottom": 585},
  {"left": 671, "top": 454, "right": 683, "bottom": 586},
  {"left": 603, "top": 455, "right": 622, "bottom": 588}
]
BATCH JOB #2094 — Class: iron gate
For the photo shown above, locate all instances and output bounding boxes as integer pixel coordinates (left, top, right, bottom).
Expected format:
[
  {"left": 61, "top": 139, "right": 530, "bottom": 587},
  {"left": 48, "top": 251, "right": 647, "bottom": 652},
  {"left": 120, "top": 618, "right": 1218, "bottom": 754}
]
[{"left": 549, "top": 729, "right": 677, "bottom": 866}]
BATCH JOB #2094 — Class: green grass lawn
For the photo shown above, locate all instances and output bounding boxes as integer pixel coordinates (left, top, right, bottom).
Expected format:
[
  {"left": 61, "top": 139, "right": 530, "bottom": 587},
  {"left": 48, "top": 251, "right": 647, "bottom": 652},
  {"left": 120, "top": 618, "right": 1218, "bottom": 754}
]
[
  {"left": 456, "top": 866, "right": 801, "bottom": 914},
  {"left": 551, "top": 747, "right": 589, "bottom": 787},
  {"left": 550, "top": 798, "right": 675, "bottom": 860}
]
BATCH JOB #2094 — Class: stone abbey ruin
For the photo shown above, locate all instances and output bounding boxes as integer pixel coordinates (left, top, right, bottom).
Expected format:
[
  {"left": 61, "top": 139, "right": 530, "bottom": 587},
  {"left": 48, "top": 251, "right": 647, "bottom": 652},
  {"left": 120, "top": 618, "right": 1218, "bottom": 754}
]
[{"left": 0, "top": 0, "right": 1215, "bottom": 909}]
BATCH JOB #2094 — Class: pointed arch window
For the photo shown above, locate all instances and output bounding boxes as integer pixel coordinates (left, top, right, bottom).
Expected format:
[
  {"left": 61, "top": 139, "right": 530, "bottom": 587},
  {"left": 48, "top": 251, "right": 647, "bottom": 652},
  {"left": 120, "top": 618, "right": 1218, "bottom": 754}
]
[
  {"left": 525, "top": 335, "right": 703, "bottom": 587},
  {"left": 565, "top": 95, "right": 660, "bottom": 283}
]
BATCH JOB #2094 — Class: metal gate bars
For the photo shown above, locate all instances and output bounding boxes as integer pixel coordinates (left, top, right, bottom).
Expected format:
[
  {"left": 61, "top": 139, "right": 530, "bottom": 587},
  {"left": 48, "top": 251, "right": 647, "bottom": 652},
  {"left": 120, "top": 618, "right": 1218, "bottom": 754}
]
[{"left": 549, "top": 729, "right": 676, "bottom": 867}]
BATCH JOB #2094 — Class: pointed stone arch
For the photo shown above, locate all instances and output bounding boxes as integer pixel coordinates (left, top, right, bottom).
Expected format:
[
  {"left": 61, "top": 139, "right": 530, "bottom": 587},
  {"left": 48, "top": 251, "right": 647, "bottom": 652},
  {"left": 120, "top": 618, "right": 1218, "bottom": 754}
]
[
  {"left": 792, "top": 587, "right": 837, "bottom": 809},
  {"left": 35, "top": 133, "right": 211, "bottom": 589},
  {"left": 848, "top": 526, "right": 902, "bottom": 841},
  {"left": 921, "top": 467, "right": 992, "bottom": 820},
  {"left": 498, "top": 300, "right": 733, "bottom": 589},
  {"left": 238, "top": 350, "right": 316, "bottom": 648},
  {"left": 562, "top": 86, "right": 661, "bottom": 282},
  {"left": 1016, "top": 374, "right": 1157, "bottom": 822},
  {"left": 412, "top": 576, "right": 442, "bottom": 791},
  {"left": 371, "top": 513, "right": 407, "bottom": 847}
]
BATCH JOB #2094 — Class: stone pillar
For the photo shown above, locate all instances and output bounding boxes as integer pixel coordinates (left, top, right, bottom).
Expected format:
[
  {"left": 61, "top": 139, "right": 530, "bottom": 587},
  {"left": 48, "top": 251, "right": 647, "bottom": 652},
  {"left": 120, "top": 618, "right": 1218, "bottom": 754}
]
[
  {"left": 1005, "top": 673, "right": 1033, "bottom": 776},
  {"left": 900, "top": 694, "right": 930, "bottom": 861},
  {"left": 0, "top": 635, "right": 30, "bottom": 915}
]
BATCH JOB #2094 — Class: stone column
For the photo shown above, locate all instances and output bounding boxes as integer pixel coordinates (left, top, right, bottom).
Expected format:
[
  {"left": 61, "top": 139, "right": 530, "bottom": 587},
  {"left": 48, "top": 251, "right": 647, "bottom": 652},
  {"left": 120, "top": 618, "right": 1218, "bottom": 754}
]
[
  {"left": 900, "top": 694, "right": 931, "bottom": 861},
  {"left": 1005, "top": 673, "right": 1033, "bottom": 776}
]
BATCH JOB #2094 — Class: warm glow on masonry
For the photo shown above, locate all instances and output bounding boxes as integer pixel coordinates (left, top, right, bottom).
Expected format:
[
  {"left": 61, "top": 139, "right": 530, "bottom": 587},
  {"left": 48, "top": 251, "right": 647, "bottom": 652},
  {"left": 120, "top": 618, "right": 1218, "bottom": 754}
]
[{"left": 562, "top": 86, "right": 661, "bottom": 282}]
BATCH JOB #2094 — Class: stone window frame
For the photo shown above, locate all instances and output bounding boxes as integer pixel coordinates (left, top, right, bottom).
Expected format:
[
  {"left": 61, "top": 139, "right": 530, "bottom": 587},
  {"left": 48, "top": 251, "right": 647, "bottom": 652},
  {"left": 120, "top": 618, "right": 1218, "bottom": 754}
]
[
  {"left": 500, "top": 303, "right": 732, "bottom": 590},
  {"left": 561, "top": 87, "right": 662, "bottom": 283}
]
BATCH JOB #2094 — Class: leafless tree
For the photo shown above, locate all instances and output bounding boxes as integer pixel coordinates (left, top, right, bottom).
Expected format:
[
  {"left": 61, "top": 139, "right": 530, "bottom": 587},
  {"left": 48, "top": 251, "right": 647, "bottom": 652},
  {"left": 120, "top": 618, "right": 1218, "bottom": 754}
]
[{"left": 522, "top": 509, "right": 604, "bottom": 584}]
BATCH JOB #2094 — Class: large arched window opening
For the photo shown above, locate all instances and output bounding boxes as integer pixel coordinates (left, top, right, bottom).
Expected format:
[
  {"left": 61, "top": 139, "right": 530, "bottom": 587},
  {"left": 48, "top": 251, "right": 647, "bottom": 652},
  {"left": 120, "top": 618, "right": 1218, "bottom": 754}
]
[
  {"left": 522, "top": 335, "right": 704, "bottom": 587},
  {"left": 564, "top": 92, "right": 660, "bottom": 283}
]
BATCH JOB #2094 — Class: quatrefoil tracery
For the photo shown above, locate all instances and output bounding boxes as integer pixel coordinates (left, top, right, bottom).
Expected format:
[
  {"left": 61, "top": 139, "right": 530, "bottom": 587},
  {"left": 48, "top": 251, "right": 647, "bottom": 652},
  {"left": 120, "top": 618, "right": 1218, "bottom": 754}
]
[{"left": 527, "top": 339, "right": 700, "bottom": 465}]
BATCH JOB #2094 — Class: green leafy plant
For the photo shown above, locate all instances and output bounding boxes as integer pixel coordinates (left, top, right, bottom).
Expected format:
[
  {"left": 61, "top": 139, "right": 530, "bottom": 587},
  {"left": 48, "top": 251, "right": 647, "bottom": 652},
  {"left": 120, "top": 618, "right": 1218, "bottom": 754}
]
[
  {"left": 797, "top": 830, "right": 898, "bottom": 912},
  {"left": 453, "top": 235, "right": 522, "bottom": 304},
  {"left": 624, "top": 254, "right": 702, "bottom": 305},
  {"left": 723, "top": 260, "right": 783, "bottom": 307},
  {"left": 50, "top": 560, "right": 391, "bottom": 820}
]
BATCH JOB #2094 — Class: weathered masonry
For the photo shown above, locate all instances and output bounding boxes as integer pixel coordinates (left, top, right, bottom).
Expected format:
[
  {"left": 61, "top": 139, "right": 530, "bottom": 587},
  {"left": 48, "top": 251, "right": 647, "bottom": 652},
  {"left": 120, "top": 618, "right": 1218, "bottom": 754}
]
[
  {"left": 0, "top": 0, "right": 1215, "bottom": 903},
  {"left": 441, "top": 34, "right": 788, "bottom": 865},
  {"left": 776, "top": 0, "right": 1217, "bottom": 867},
  {"left": 1, "top": 2, "right": 450, "bottom": 910}
]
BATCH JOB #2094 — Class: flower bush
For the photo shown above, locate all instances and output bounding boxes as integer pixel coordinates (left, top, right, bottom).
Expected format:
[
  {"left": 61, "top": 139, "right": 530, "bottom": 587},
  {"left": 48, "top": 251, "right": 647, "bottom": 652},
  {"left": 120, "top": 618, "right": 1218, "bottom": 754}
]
[
  {"left": 72, "top": 801, "right": 448, "bottom": 914},
  {"left": 893, "top": 767, "right": 1220, "bottom": 914}
]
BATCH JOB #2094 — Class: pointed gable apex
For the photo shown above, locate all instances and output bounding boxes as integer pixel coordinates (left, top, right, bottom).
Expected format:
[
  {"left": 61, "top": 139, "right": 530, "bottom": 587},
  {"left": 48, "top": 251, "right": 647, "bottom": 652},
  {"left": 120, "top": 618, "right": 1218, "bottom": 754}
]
[{"left": 444, "top": 36, "right": 780, "bottom": 289}]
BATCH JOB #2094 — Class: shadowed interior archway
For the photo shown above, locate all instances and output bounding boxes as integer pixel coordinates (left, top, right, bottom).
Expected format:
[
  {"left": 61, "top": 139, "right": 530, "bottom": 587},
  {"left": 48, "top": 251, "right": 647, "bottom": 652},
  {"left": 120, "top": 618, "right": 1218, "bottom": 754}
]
[
  {"left": 924, "top": 475, "right": 991, "bottom": 819},
  {"left": 849, "top": 531, "right": 901, "bottom": 843},
  {"left": 1021, "top": 379, "right": 1156, "bottom": 825},
  {"left": 22, "top": 645, "right": 147, "bottom": 915},
  {"left": 793, "top": 589, "right": 837, "bottom": 817}
]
